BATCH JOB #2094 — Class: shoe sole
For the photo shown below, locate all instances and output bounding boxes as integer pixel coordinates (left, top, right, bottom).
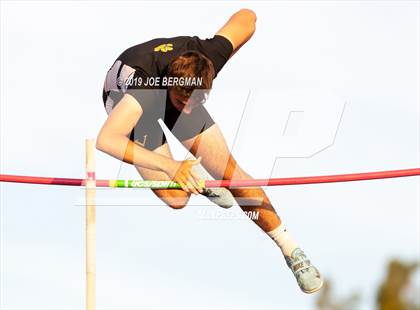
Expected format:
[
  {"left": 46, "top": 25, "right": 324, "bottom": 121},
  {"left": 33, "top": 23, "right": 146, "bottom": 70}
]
[{"left": 302, "top": 278, "right": 324, "bottom": 294}]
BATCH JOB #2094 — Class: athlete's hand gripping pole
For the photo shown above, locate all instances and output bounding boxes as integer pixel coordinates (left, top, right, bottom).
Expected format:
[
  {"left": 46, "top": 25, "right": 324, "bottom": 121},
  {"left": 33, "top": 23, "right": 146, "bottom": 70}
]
[{"left": 162, "top": 157, "right": 204, "bottom": 194}]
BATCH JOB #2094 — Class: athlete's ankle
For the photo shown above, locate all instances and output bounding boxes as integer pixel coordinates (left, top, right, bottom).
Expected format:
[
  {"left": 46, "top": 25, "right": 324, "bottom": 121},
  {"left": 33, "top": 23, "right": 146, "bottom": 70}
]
[{"left": 267, "top": 223, "right": 298, "bottom": 257}]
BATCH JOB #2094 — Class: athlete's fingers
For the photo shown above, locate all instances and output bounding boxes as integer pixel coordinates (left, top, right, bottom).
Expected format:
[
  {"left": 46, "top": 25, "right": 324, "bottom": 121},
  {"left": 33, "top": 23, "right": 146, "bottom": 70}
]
[
  {"left": 189, "top": 171, "right": 203, "bottom": 193},
  {"left": 187, "top": 176, "right": 201, "bottom": 194},
  {"left": 176, "top": 176, "right": 189, "bottom": 192},
  {"left": 187, "top": 172, "right": 199, "bottom": 187},
  {"left": 185, "top": 179, "right": 198, "bottom": 195},
  {"left": 190, "top": 170, "right": 202, "bottom": 183},
  {"left": 180, "top": 175, "right": 197, "bottom": 194},
  {"left": 178, "top": 182, "right": 188, "bottom": 193},
  {"left": 188, "top": 171, "right": 202, "bottom": 194}
]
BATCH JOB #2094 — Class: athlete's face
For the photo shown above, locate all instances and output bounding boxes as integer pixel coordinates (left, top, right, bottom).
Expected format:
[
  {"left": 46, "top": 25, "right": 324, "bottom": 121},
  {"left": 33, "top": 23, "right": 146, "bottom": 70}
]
[{"left": 169, "top": 89, "right": 204, "bottom": 114}]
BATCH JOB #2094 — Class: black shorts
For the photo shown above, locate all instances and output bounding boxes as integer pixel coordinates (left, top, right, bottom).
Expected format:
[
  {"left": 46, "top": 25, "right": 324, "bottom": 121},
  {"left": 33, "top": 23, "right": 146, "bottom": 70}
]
[{"left": 102, "top": 62, "right": 215, "bottom": 151}]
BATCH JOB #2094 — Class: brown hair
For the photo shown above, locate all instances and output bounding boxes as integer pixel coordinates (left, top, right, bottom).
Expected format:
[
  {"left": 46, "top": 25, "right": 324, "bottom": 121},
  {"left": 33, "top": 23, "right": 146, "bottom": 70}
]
[{"left": 167, "top": 51, "right": 215, "bottom": 102}]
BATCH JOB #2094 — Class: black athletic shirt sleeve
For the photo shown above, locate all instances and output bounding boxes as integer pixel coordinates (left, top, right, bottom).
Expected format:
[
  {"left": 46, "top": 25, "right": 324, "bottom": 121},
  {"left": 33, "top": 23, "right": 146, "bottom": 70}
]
[{"left": 188, "top": 35, "right": 233, "bottom": 76}]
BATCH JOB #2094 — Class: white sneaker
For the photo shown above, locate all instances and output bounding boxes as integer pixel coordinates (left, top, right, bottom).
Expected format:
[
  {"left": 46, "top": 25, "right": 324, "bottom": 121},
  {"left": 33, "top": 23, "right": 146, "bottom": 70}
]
[
  {"left": 285, "top": 248, "right": 323, "bottom": 294},
  {"left": 200, "top": 187, "right": 235, "bottom": 209},
  {"left": 189, "top": 158, "right": 235, "bottom": 209}
]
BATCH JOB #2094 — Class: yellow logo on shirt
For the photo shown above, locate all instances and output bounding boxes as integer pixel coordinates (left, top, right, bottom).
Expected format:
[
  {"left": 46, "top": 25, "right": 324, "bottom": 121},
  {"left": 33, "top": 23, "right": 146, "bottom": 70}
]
[{"left": 154, "top": 43, "right": 173, "bottom": 53}]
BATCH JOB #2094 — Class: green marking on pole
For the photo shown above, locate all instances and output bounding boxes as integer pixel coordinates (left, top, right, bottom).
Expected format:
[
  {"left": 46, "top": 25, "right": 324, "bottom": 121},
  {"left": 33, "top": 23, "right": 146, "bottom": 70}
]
[{"left": 112, "top": 180, "right": 182, "bottom": 189}]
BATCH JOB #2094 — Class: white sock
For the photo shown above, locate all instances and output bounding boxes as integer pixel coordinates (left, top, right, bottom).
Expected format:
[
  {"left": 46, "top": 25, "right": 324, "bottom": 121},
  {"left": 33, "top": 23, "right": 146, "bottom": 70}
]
[{"left": 267, "top": 223, "right": 298, "bottom": 257}]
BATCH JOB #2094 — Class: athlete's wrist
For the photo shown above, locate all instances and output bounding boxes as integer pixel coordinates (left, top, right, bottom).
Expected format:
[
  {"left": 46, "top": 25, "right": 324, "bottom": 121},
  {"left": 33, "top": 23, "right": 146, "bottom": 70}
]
[{"left": 160, "top": 157, "right": 177, "bottom": 176}]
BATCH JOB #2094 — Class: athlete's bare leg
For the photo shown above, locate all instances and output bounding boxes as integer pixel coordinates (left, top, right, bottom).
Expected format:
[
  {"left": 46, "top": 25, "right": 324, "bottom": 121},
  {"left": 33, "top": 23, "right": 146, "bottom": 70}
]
[
  {"left": 135, "top": 143, "right": 191, "bottom": 209},
  {"left": 182, "top": 124, "right": 323, "bottom": 293},
  {"left": 181, "top": 124, "right": 281, "bottom": 232}
]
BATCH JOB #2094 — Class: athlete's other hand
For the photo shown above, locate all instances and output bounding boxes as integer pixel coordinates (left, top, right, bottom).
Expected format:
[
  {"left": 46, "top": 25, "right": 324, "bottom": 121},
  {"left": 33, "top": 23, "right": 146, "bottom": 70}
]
[{"left": 164, "top": 157, "right": 204, "bottom": 194}]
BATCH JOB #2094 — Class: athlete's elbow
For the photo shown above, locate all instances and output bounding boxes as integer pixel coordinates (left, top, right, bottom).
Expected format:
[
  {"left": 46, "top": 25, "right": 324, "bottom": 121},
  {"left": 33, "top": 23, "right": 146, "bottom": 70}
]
[
  {"left": 237, "top": 8, "right": 257, "bottom": 35},
  {"left": 95, "top": 137, "right": 105, "bottom": 152},
  {"left": 238, "top": 8, "right": 257, "bottom": 25},
  {"left": 96, "top": 133, "right": 110, "bottom": 153}
]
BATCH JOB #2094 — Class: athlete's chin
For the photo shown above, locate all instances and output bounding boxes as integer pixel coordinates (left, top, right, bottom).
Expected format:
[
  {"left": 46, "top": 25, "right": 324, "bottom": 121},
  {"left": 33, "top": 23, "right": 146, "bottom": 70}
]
[
  {"left": 170, "top": 102, "right": 182, "bottom": 112},
  {"left": 171, "top": 102, "right": 191, "bottom": 114}
]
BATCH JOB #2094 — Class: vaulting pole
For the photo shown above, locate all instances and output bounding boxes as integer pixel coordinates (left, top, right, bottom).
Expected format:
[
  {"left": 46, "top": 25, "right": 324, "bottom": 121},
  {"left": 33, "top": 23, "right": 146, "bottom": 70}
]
[{"left": 85, "top": 139, "right": 96, "bottom": 310}]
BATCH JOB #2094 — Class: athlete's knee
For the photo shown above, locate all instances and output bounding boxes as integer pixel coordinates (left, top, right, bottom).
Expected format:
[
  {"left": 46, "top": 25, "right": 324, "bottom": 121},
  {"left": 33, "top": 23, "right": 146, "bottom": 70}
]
[
  {"left": 153, "top": 189, "right": 189, "bottom": 210},
  {"left": 166, "top": 197, "right": 188, "bottom": 210},
  {"left": 223, "top": 156, "right": 250, "bottom": 181},
  {"left": 223, "top": 163, "right": 252, "bottom": 196},
  {"left": 167, "top": 198, "right": 188, "bottom": 209},
  {"left": 168, "top": 203, "right": 187, "bottom": 210}
]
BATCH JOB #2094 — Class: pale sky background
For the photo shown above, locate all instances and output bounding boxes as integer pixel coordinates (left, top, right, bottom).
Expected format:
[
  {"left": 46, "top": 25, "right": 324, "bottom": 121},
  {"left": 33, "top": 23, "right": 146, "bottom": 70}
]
[{"left": 1, "top": 1, "right": 419, "bottom": 309}]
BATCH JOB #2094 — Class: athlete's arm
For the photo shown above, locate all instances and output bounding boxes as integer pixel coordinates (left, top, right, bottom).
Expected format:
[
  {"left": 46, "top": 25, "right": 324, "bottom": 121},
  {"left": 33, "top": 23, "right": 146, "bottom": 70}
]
[
  {"left": 96, "top": 93, "right": 168, "bottom": 170},
  {"left": 96, "top": 94, "right": 203, "bottom": 193},
  {"left": 216, "top": 8, "right": 257, "bottom": 56}
]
